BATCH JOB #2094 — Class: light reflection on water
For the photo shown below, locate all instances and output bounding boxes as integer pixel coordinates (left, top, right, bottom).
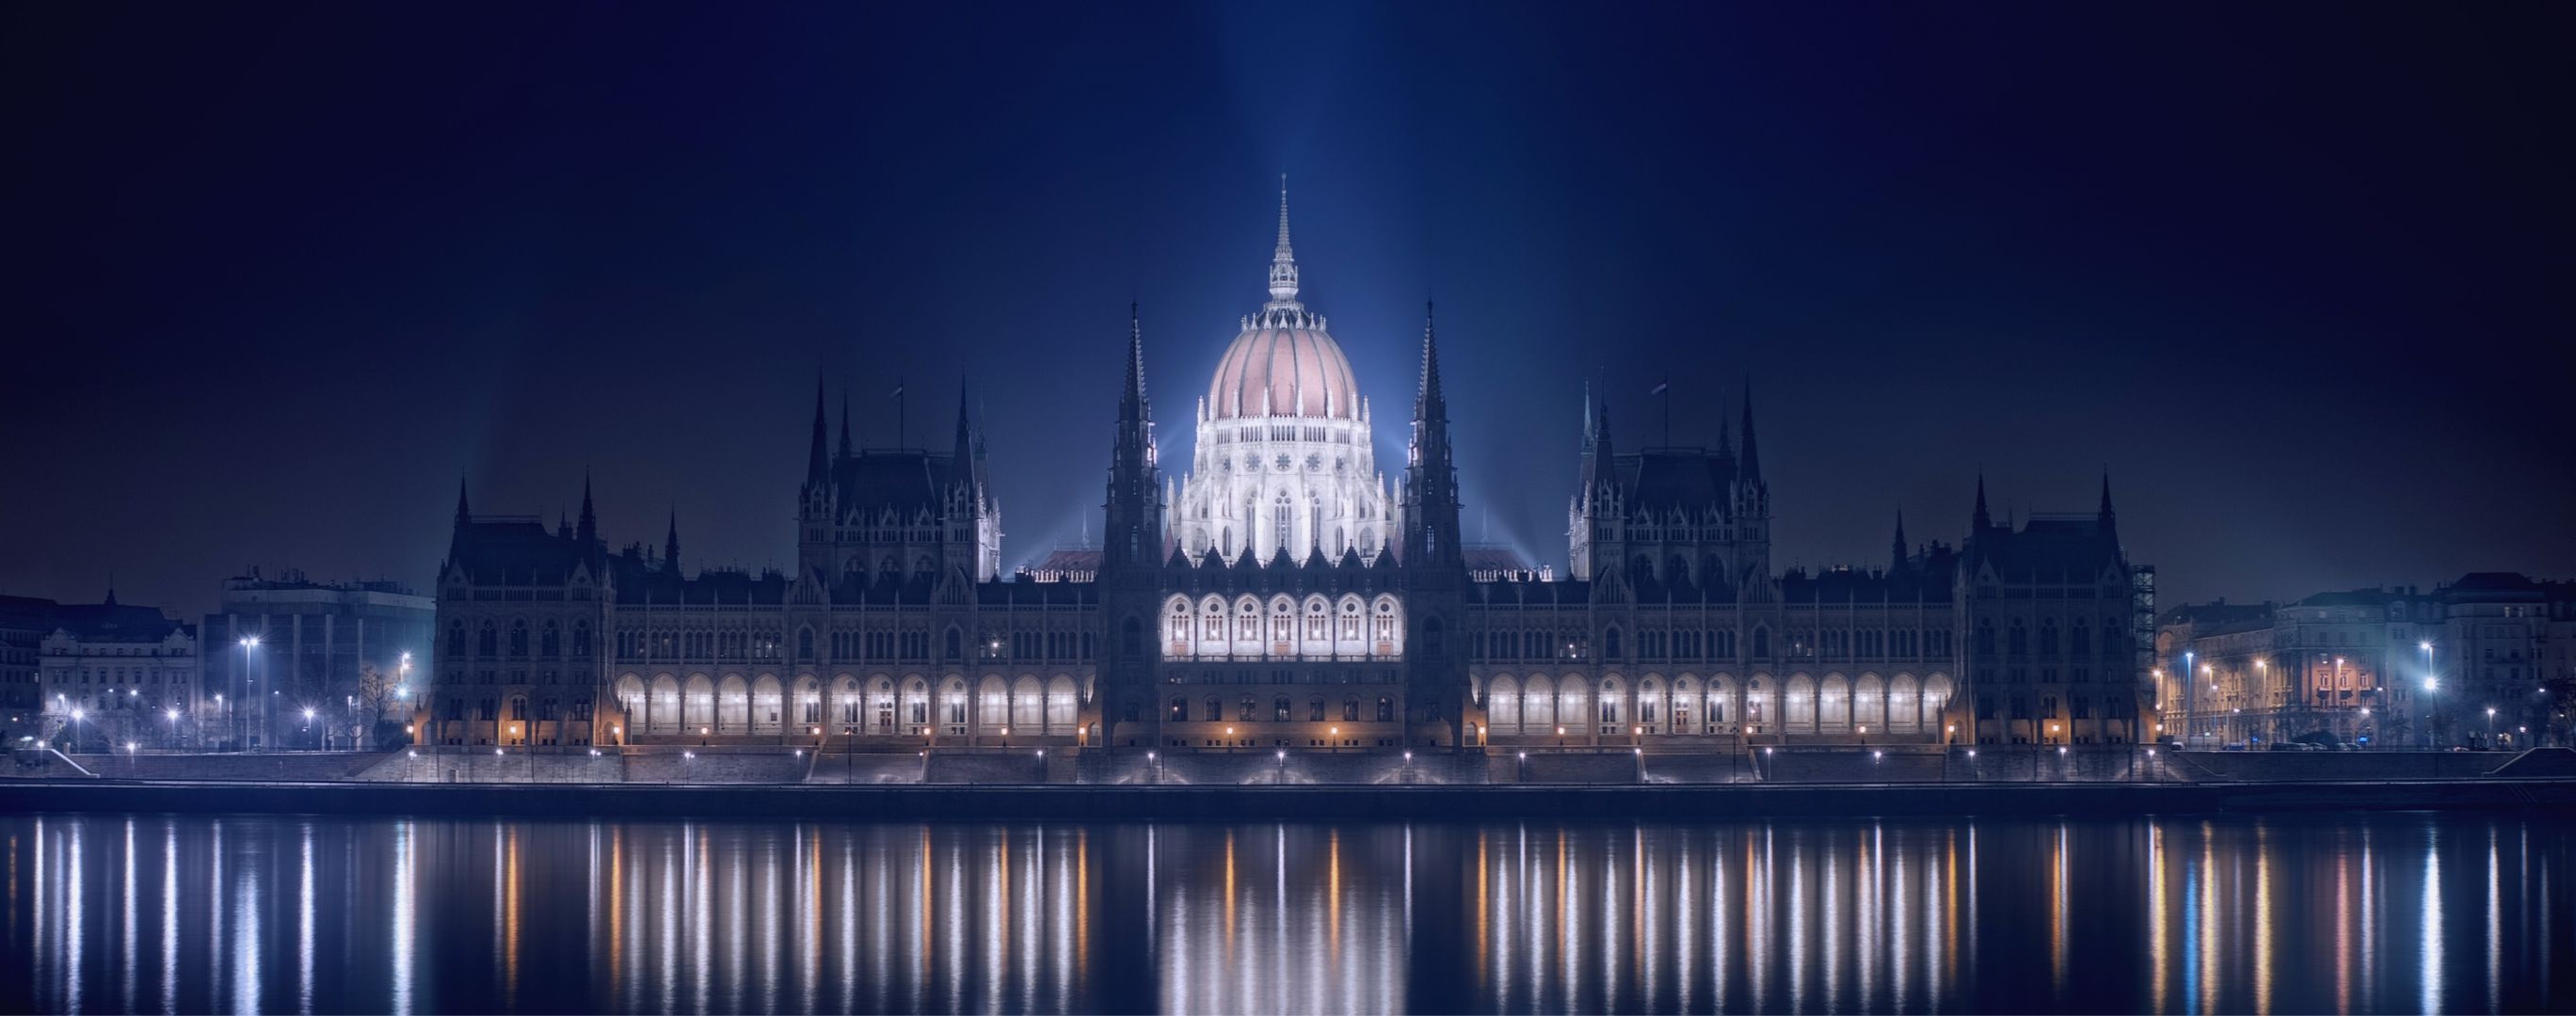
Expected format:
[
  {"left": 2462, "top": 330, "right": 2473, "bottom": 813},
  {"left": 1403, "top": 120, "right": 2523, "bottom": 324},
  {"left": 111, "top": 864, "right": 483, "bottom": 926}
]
[{"left": 0, "top": 812, "right": 2568, "bottom": 1013}]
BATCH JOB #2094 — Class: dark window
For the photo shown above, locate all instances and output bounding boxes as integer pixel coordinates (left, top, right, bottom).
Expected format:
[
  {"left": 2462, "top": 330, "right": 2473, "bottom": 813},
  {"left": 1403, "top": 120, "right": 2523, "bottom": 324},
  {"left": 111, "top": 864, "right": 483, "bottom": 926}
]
[{"left": 1376, "top": 696, "right": 1394, "bottom": 722}]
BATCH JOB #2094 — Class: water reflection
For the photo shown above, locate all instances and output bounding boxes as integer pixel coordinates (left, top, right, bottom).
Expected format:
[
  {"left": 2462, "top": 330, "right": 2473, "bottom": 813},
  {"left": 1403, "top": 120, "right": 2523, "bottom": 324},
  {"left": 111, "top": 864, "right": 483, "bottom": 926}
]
[{"left": 0, "top": 813, "right": 2570, "bottom": 1013}]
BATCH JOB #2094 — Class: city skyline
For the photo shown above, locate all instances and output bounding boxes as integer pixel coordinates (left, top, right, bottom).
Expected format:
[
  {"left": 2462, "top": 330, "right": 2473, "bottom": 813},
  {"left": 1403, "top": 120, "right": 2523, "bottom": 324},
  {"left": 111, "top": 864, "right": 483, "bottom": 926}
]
[{"left": 7, "top": 2, "right": 2570, "bottom": 617}]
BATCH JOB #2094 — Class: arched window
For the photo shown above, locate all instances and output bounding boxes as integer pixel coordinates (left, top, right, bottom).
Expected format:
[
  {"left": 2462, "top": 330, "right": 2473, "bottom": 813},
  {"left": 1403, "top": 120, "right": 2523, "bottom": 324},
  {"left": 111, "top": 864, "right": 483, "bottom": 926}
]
[
  {"left": 795, "top": 627, "right": 815, "bottom": 661},
  {"left": 1376, "top": 696, "right": 1395, "bottom": 722},
  {"left": 1603, "top": 627, "right": 1624, "bottom": 660},
  {"left": 1309, "top": 696, "right": 1326, "bottom": 722},
  {"left": 943, "top": 627, "right": 962, "bottom": 661},
  {"left": 2040, "top": 618, "right": 2060, "bottom": 656},
  {"left": 571, "top": 621, "right": 591, "bottom": 659},
  {"left": 507, "top": 621, "right": 530, "bottom": 658},
  {"left": 1170, "top": 696, "right": 1188, "bottom": 722},
  {"left": 1203, "top": 696, "right": 1223, "bottom": 722},
  {"left": 2008, "top": 620, "right": 2029, "bottom": 656},
  {"left": 1343, "top": 696, "right": 1360, "bottom": 722},
  {"left": 2071, "top": 618, "right": 2091, "bottom": 656},
  {"left": 1272, "top": 696, "right": 1290, "bottom": 722},
  {"left": 1752, "top": 627, "right": 1770, "bottom": 659},
  {"left": 477, "top": 622, "right": 497, "bottom": 658},
  {"left": 1237, "top": 696, "right": 1256, "bottom": 722},
  {"left": 540, "top": 621, "right": 560, "bottom": 658},
  {"left": 1976, "top": 619, "right": 1996, "bottom": 656},
  {"left": 447, "top": 623, "right": 466, "bottom": 659}
]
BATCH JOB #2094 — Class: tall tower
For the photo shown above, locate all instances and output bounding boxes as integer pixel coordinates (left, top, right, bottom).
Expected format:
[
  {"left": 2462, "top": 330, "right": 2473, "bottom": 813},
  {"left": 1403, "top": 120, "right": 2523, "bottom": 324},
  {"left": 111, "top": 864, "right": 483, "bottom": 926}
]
[
  {"left": 1102, "top": 305, "right": 1163, "bottom": 570},
  {"left": 1400, "top": 304, "right": 1462, "bottom": 569}
]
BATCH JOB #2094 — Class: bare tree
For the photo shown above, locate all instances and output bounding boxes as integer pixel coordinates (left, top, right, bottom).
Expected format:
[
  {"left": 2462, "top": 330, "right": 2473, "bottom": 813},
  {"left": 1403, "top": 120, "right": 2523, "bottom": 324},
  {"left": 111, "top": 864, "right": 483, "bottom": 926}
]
[{"left": 354, "top": 661, "right": 399, "bottom": 749}]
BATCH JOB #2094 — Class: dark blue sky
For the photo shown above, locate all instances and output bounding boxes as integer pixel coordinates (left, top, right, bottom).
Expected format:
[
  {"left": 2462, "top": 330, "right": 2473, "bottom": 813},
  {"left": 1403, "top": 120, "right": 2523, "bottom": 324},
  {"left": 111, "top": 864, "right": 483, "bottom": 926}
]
[{"left": 5, "top": 2, "right": 2569, "bottom": 616}]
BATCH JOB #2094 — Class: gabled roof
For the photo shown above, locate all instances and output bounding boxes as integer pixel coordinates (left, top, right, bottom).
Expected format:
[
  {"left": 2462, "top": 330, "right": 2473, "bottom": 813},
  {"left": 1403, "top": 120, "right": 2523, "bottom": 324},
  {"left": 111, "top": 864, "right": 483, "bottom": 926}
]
[
  {"left": 1610, "top": 448, "right": 1740, "bottom": 514},
  {"left": 833, "top": 450, "right": 973, "bottom": 517},
  {"left": 1968, "top": 516, "right": 2123, "bottom": 581},
  {"left": 49, "top": 602, "right": 190, "bottom": 643},
  {"left": 448, "top": 518, "right": 601, "bottom": 586}
]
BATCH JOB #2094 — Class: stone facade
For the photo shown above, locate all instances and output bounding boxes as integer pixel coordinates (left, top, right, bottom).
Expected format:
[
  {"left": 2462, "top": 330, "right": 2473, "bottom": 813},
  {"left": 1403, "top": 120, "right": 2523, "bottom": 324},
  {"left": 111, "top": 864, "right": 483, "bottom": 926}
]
[
  {"left": 424, "top": 192, "right": 2156, "bottom": 757},
  {"left": 2155, "top": 573, "right": 2576, "bottom": 749},
  {"left": 35, "top": 592, "right": 200, "bottom": 752}
]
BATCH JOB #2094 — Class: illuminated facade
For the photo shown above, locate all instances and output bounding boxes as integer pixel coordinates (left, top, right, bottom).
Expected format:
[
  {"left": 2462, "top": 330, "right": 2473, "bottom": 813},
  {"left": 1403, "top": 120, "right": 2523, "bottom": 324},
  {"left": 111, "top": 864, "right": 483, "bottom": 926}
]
[
  {"left": 2156, "top": 574, "right": 2576, "bottom": 749},
  {"left": 424, "top": 188, "right": 2157, "bottom": 757}
]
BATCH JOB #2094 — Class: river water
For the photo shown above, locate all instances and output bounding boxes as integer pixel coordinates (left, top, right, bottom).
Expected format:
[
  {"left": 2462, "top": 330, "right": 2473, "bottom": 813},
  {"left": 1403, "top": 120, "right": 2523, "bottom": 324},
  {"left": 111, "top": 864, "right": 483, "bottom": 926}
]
[{"left": 1, "top": 811, "right": 2568, "bottom": 1013}]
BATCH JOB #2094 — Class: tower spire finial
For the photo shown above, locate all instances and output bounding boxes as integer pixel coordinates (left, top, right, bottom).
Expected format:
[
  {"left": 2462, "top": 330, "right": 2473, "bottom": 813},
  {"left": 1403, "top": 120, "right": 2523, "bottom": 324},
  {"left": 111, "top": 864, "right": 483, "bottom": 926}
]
[{"left": 1266, "top": 175, "right": 1300, "bottom": 308}]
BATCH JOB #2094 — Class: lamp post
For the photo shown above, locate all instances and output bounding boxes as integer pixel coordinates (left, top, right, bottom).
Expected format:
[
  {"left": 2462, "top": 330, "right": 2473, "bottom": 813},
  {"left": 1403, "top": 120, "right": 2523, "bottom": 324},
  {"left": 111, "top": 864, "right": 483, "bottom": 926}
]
[
  {"left": 302, "top": 706, "right": 318, "bottom": 751},
  {"left": 2183, "top": 650, "right": 2196, "bottom": 749},
  {"left": 2421, "top": 642, "right": 2438, "bottom": 749},
  {"left": 2486, "top": 706, "right": 2497, "bottom": 748}
]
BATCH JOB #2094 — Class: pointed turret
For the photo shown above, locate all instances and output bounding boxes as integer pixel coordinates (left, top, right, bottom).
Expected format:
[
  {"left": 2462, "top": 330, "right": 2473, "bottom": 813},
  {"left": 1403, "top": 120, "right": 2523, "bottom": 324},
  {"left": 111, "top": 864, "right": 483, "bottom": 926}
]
[
  {"left": 1401, "top": 301, "right": 1463, "bottom": 569},
  {"left": 806, "top": 377, "right": 829, "bottom": 484},
  {"left": 1892, "top": 510, "right": 1909, "bottom": 572},
  {"left": 1973, "top": 473, "right": 1992, "bottom": 532},
  {"left": 1104, "top": 304, "right": 1164, "bottom": 571},
  {"left": 2098, "top": 471, "right": 2119, "bottom": 543},
  {"left": 1265, "top": 175, "right": 1301, "bottom": 309},
  {"left": 577, "top": 471, "right": 598, "bottom": 546},
  {"left": 449, "top": 478, "right": 472, "bottom": 561},
  {"left": 664, "top": 510, "right": 680, "bottom": 575},
  {"left": 1737, "top": 378, "right": 1762, "bottom": 484}
]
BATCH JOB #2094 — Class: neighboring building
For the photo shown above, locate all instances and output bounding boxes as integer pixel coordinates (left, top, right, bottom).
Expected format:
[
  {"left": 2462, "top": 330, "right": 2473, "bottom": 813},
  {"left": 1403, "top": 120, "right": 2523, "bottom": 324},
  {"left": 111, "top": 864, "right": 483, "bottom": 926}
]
[
  {"left": 425, "top": 189, "right": 2155, "bottom": 755},
  {"left": 37, "top": 591, "right": 199, "bottom": 751},
  {"left": 201, "top": 569, "right": 435, "bottom": 750},
  {"left": 1, "top": 595, "right": 60, "bottom": 747},
  {"left": 2157, "top": 574, "right": 2576, "bottom": 749}
]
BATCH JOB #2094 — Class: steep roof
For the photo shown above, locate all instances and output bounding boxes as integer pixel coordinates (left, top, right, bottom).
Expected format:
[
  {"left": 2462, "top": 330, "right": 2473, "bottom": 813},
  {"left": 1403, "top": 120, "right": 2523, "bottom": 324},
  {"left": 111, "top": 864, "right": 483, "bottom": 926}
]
[
  {"left": 49, "top": 602, "right": 190, "bottom": 643},
  {"left": 1611, "top": 448, "right": 1741, "bottom": 515},
  {"left": 447, "top": 518, "right": 600, "bottom": 586},
  {"left": 1968, "top": 516, "right": 2124, "bottom": 581}
]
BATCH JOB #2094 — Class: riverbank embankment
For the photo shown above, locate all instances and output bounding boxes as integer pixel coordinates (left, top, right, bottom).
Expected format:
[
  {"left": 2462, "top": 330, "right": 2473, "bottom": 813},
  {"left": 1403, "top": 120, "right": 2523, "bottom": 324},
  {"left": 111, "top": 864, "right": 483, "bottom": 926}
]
[{"left": 4, "top": 774, "right": 2572, "bottom": 821}]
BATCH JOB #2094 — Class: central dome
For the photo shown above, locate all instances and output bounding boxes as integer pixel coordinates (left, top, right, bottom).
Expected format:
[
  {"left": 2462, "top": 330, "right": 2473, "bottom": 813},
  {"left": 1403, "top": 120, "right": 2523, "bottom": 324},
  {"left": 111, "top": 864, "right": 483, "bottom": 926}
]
[
  {"left": 1204, "top": 178, "right": 1362, "bottom": 421},
  {"left": 1207, "top": 320, "right": 1361, "bottom": 421}
]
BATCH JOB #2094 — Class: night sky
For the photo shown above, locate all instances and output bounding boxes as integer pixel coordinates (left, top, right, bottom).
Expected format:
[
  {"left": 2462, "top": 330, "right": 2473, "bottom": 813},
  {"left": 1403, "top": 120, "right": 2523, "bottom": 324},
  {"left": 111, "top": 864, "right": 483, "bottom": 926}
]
[{"left": 6, "top": 2, "right": 2569, "bottom": 617}]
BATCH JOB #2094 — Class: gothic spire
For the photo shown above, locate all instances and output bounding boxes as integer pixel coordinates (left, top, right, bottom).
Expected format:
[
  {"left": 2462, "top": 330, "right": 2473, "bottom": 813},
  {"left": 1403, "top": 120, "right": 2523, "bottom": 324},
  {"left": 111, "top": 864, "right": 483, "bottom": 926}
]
[
  {"left": 577, "top": 470, "right": 597, "bottom": 545},
  {"left": 1973, "top": 473, "right": 1992, "bottom": 532},
  {"left": 1415, "top": 301, "right": 1446, "bottom": 421},
  {"left": 1265, "top": 175, "right": 1300, "bottom": 308},
  {"left": 449, "top": 477, "right": 472, "bottom": 562},
  {"left": 1403, "top": 301, "right": 1461, "bottom": 568},
  {"left": 952, "top": 377, "right": 973, "bottom": 462},
  {"left": 664, "top": 509, "right": 680, "bottom": 574},
  {"left": 1738, "top": 377, "right": 1762, "bottom": 483},
  {"left": 1121, "top": 302, "right": 1148, "bottom": 422},
  {"left": 2098, "top": 471, "right": 2119, "bottom": 540},
  {"left": 1892, "top": 510, "right": 1908, "bottom": 572},
  {"left": 1105, "top": 305, "right": 1161, "bottom": 571},
  {"left": 806, "top": 376, "right": 829, "bottom": 484}
]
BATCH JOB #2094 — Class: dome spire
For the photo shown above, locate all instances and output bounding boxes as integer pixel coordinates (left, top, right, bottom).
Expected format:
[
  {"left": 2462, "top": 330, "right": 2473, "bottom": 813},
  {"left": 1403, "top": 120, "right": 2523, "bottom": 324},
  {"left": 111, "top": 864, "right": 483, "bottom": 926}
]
[{"left": 1266, "top": 174, "right": 1300, "bottom": 308}]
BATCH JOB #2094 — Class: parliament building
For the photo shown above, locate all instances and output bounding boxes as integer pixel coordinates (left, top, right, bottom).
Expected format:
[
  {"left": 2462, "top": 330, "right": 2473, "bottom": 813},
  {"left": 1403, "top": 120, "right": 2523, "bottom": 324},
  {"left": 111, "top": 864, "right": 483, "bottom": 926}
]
[{"left": 424, "top": 190, "right": 2156, "bottom": 761}]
